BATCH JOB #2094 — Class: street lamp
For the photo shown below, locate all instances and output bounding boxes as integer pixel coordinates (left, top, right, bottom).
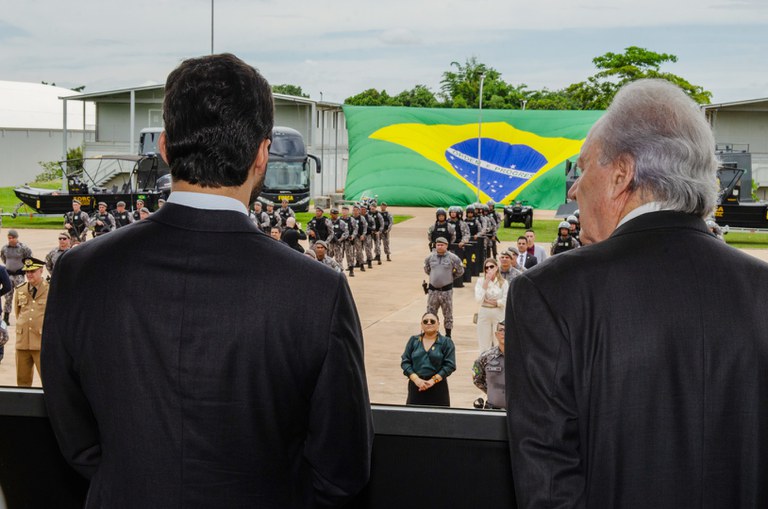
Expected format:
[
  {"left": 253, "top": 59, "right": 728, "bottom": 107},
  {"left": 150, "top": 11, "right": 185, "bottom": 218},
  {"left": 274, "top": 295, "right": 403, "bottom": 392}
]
[
  {"left": 476, "top": 73, "right": 486, "bottom": 202},
  {"left": 211, "top": 0, "right": 215, "bottom": 54}
]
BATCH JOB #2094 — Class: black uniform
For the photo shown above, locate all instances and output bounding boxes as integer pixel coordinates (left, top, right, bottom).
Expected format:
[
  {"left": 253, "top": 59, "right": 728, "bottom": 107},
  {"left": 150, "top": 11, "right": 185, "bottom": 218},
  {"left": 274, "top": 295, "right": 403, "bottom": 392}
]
[{"left": 551, "top": 235, "right": 579, "bottom": 255}]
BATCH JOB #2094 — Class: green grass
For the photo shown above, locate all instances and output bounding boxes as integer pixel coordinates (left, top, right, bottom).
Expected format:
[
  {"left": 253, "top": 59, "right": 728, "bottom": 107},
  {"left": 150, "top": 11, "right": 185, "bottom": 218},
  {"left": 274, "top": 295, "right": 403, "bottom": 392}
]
[
  {"left": 723, "top": 231, "right": 768, "bottom": 249},
  {"left": 497, "top": 219, "right": 561, "bottom": 245},
  {"left": 1, "top": 182, "right": 66, "bottom": 229}
]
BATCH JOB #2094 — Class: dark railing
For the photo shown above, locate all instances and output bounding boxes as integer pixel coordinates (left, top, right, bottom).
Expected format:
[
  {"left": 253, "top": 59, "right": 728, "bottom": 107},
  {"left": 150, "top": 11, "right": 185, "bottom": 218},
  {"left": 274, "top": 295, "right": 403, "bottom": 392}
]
[{"left": 0, "top": 388, "right": 516, "bottom": 508}]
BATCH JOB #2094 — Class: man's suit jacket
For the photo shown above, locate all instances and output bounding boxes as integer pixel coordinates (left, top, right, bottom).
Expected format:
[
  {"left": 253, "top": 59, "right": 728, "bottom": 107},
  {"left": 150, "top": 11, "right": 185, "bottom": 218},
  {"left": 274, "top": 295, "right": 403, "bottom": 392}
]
[
  {"left": 519, "top": 252, "right": 538, "bottom": 269},
  {"left": 506, "top": 211, "right": 768, "bottom": 508},
  {"left": 42, "top": 203, "right": 373, "bottom": 508}
]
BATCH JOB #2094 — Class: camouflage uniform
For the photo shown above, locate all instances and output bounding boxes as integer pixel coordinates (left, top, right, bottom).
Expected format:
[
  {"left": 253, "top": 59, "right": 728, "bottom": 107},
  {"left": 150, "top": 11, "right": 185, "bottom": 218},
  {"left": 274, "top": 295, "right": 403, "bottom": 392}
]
[
  {"left": 318, "top": 255, "right": 343, "bottom": 273},
  {"left": 424, "top": 249, "right": 464, "bottom": 334},
  {"left": 352, "top": 210, "right": 368, "bottom": 271},
  {"left": 369, "top": 208, "right": 385, "bottom": 262},
  {"left": 89, "top": 210, "right": 116, "bottom": 237},
  {"left": 1, "top": 242, "right": 32, "bottom": 318},
  {"left": 341, "top": 211, "right": 358, "bottom": 274},
  {"left": 276, "top": 206, "right": 295, "bottom": 228},
  {"left": 64, "top": 210, "right": 90, "bottom": 242},
  {"left": 471, "top": 346, "right": 506, "bottom": 409},
  {"left": 361, "top": 209, "right": 375, "bottom": 267},
  {"left": 45, "top": 247, "right": 69, "bottom": 277},
  {"left": 329, "top": 217, "right": 349, "bottom": 263},
  {"left": 380, "top": 209, "right": 393, "bottom": 259}
]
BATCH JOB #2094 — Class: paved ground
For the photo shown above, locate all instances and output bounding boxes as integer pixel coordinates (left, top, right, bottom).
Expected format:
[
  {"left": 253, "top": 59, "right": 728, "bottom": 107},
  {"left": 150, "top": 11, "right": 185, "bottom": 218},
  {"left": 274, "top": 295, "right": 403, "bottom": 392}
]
[{"left": 3, "top": 208, "right": 768, "bottom": 408}]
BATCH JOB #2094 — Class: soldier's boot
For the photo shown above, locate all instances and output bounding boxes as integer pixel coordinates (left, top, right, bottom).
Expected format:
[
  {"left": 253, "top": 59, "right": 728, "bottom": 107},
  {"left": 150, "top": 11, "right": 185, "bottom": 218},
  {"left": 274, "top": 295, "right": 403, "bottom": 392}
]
[
  {"left": 387, "top": 254, "right": 391, "bottom": 261},
  {"left": 367, "top": 260, "right": 373, "bottom": 269},
  {"left": 348, "top": 266, "right": 355, "bottom": 277},
  {"left": 359, "top": 262, "right": 366, "bottom": 272},
  {"left": 445, "top": 328, "right": 452, "bottom": 338},
  {"left": 2, "top": 312, "right": 8, "bottom": 324},
  {"left": 377, "top": 256, "right": 382, "bottom": 265}
]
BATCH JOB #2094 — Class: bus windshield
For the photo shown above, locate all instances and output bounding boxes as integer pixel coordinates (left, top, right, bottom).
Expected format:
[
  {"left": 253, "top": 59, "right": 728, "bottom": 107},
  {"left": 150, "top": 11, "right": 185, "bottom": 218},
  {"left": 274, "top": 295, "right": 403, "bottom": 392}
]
[{"left": 264, "top": 161, "right": 308, "bottom": 192}]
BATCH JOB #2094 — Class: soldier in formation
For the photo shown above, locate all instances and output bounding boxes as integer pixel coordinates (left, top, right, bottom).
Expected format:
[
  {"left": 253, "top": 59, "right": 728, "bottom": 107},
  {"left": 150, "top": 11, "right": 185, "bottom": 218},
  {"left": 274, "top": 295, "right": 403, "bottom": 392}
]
[
  {"left": 277, "top": 199, "right": 296, "bottom": 227},
  {"left": 352, "top": 205, "right": 367, "bottom": 273},
  {"left": 307, "top": 206, "right": 334, "bottom": 247},
  {"left": 368, "top": 202, "right": 385, "bottom": 265},
  {"left": 329, "top": 208, "right": 349, "bottom": 265},
  {"left": 379, "top": 202, "right": 394, "bottom": 261},
  {"left": 90, "top": 202, "right": 116, "bottom": 237},
  {"left": 312, "top": 241, "right": 343, "bottom": 273},
  {"left": 427, "top": 208, "right": 456, "bottom": 250},
  {"left": 249, "top": 201, "right": 270, "bottom": 232},
  {"left": 551, "top": 220, "right": 580, "bottom": 255},
  {"left": 131, "top": 199, "right": 145, "bottom": 221},
  {"left": 1, "top": 229, "right": 33, "bottom": 325},
  {"left": 64, "top": 200, "right": 90, "bottom": 242},
  {"left": 340, "top": 206, "right": 359, "bottom": 277},
  {"left": 360, "top": 204, "right": 376, "bottom": 269},
  {"left": 112, "top": 201, "right": 134, "bottom": 228}
]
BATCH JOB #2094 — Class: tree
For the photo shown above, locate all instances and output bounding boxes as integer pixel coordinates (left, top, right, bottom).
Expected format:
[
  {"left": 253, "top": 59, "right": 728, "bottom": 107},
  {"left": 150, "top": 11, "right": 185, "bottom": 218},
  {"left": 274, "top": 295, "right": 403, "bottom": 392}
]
[
  {"left": 440, "top": 57, "right": 503, "bottom": 108},
  {"left": 272, "top": 84, "right": 309, "bottom": 98},
  {"left": 391, "top": 85, "right": 439, "bottom": 107},
  {"left": 42, "top": 81, "right": 86, "bottom": 92},
  {"left": 566, "top": 46, "right": 712, "bottom": 108},
  {"left": 344, "top": 88, "right": 394, "bottom": 106}
]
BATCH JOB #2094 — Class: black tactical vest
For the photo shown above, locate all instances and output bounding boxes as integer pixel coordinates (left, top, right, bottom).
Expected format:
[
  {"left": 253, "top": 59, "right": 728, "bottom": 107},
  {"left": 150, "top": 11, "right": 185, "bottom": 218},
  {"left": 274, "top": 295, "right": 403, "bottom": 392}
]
[
  {"left": 448, "top": 220, "right": 464, "bottom": 243},
  {"left": 552, "top": 236, "right": 577, "bottom": 255},
  {"left": 113, "top": 211, "right": 132, "bottom": 228},
  {"left": 332, "top": 219, "right": 345, "bottom": 241},
  {"left": 430, "top": 221, "right": 450, "bottom": 244}
]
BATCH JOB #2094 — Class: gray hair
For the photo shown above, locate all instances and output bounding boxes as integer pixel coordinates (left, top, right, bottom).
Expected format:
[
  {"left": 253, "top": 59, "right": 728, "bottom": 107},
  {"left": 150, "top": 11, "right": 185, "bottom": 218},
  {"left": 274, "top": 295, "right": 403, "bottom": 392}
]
[{"left": 590, "top": 79, "right": 718, "bottom": 218}]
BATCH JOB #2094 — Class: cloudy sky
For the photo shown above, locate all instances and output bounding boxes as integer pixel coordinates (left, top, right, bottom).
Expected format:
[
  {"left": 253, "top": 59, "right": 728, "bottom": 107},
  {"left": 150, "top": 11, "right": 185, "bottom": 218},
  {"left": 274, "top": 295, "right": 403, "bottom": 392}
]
[{"left": 2, "top": 0, "right": 767, "bottom": 104}]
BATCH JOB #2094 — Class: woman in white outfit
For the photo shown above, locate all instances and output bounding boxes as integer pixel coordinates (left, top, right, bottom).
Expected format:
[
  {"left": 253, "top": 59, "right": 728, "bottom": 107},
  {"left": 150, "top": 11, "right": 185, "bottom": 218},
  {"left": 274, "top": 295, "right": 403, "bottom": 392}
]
[{"left": 474, "top": 258, "right": 509, "bottom": 353}]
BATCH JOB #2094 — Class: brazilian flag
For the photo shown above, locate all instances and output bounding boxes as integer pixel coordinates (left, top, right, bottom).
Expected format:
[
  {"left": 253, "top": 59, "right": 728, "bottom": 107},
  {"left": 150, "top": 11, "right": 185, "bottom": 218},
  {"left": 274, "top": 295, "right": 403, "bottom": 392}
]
[{"left": 343, "top": 106, "right": 604, "bottom": 209}]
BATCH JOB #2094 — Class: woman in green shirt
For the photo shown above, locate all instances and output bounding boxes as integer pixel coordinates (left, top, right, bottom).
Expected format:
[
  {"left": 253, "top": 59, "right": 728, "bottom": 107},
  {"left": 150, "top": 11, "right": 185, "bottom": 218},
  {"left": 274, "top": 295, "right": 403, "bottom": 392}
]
[{"left": 401, "top": 312, "right": 457, "bottom": 406}]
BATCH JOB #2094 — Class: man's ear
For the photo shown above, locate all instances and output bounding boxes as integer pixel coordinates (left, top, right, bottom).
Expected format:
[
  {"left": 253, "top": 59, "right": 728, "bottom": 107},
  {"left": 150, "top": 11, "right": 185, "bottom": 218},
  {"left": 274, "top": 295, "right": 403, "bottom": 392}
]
[
  {"left": 158, "top": 131, "right": 169, "bottom": 165},
  {"left": 610, "top": 153, "right": 635, "bottom": 198},
  {"left": 250, "top": 137, "right": 271, "bottom": 176}
]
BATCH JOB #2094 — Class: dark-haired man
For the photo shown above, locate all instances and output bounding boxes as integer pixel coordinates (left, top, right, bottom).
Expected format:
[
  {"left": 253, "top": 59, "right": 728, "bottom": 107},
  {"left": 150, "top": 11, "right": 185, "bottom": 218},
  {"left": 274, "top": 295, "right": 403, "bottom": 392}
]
[
  {"left": 45, "top": 233, "right": 71, "bottom": 277},
  {"left": 516, "top": 236, "right": 537, "bottom": 269},
  {"left": 43, "top": 53, "right": 372, "bottom": 508}
]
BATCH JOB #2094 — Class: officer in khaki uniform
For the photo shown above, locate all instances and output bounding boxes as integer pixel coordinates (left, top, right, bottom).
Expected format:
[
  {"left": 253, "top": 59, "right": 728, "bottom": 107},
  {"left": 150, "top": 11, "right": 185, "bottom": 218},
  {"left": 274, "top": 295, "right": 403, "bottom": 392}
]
[{"left": 13, "top": 257, "right": 49, "bottom": 387}]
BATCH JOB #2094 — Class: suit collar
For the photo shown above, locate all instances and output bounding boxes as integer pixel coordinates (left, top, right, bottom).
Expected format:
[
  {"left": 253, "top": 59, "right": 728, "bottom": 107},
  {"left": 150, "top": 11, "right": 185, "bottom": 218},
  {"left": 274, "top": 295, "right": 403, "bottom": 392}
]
[
  {"left": 147, "top": 202, "right": 261, "bottom": 233},
  {"left": 611, "top": 210, "right": 708, "bottom": 239}
]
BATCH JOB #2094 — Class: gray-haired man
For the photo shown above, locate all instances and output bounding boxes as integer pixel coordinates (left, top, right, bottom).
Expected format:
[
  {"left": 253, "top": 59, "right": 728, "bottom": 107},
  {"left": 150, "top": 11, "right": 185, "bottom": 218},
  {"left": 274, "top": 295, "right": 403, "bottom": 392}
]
[{"left": 506, "top": 79, "right": 768, "bottom": 508}]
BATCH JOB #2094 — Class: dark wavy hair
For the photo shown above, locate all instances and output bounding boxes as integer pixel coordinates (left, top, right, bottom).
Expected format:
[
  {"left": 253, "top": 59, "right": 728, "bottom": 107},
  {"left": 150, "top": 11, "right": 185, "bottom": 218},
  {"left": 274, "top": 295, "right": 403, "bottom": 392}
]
[{"left": 162, "top": 53, "right": 274, "bottom": 188}]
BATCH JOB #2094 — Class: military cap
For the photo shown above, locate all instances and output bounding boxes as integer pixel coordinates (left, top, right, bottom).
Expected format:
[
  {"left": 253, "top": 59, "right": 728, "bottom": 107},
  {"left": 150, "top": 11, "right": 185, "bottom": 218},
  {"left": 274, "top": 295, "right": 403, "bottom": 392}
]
[
  {"left": 98, "top": 201, "right": 107, "bottom": 207},
  {"left": 7, "top": 229, "right": 19, "bottom": 238},
  {"left": 434, "top": 237, "right": 449, "bottom": 245},
  {"left": 158, "top": 198, "right": 166, "bottom": 204},
  {"left": 314, "top": 240, "right": 328, "bottom": 249},
  {"left": 58, "top": 232, "right": 71, "bottom": 240},
  {"left": 330, "top": 208, "right": 339, "bottom": 214},
  {"left": 341, "top": 205, "right": 350, "bottom": 210},
  {"left": 315, "top": 205, "right": 324, "bottom": 212},
  {"left": 360, "top": 204, "right": 369, "bottom": 210},
  {"left": 72, "top": 198, "right": 81, "bottom": 204},
  {"left": 506, "top": 246, "right": 520, "bottom": 256},
  {"left": 22, "top": 257, "right": 45, "bottom": 272},
  {"left": 136, "top": 198, "right": 145, "bottom": 204},
  {"left": 352, "top": 204, "right": 360, "bottom": 210},
  {"left": 116, "top": 201, "right": 126, "bottom": 207},
  {"left": 381, "top": 202, "right": 387, "bottom": 206},
  {"left": 140, "top": 207, "right": 150, "bottom": 214}
]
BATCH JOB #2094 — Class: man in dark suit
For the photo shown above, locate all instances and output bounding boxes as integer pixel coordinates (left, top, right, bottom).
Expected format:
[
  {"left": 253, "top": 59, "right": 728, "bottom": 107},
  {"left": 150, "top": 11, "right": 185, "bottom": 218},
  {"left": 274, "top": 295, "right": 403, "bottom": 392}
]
[
  {"left": 42, "top": 53, "right": 373, "bottom": 508},
  {"left": 516, "top": 236, "right": 537, "bottom": 269},
  {"left": 506, "top": 79, "right": 768, "bottom": 508}
]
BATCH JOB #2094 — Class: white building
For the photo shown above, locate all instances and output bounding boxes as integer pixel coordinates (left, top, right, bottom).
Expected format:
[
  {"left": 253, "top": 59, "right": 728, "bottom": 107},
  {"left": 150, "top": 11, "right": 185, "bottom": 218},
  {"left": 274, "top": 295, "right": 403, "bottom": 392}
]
[
  {"left": 704, "top": 98, "right": 768, "bottom": 199},
  {"left": 0, "top": 81, "right": 95, "bottom": 187},
  {"left": 60, "top": 85, "right": 348, "bottom": 198}
]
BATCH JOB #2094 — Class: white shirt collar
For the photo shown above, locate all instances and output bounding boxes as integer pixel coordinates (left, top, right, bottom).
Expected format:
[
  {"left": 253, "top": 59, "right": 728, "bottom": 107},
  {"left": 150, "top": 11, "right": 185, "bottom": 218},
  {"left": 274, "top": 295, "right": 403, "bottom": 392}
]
[
  {"left": 616, "top": 201, "right": 671, "bottom": 228},
  {"left": 166, "top": 191, "right": 248, "bottom": 215}
]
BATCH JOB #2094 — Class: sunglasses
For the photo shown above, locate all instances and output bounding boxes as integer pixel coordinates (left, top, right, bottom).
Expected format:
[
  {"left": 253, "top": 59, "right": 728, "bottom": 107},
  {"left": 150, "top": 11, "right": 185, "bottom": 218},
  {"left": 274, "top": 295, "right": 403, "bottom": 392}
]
[
  {"left": 422, "top": 318, "right": 437, "bottom": 325},
  {"left": 485, "top": 265, "right": 496, "bottom": 269}
]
